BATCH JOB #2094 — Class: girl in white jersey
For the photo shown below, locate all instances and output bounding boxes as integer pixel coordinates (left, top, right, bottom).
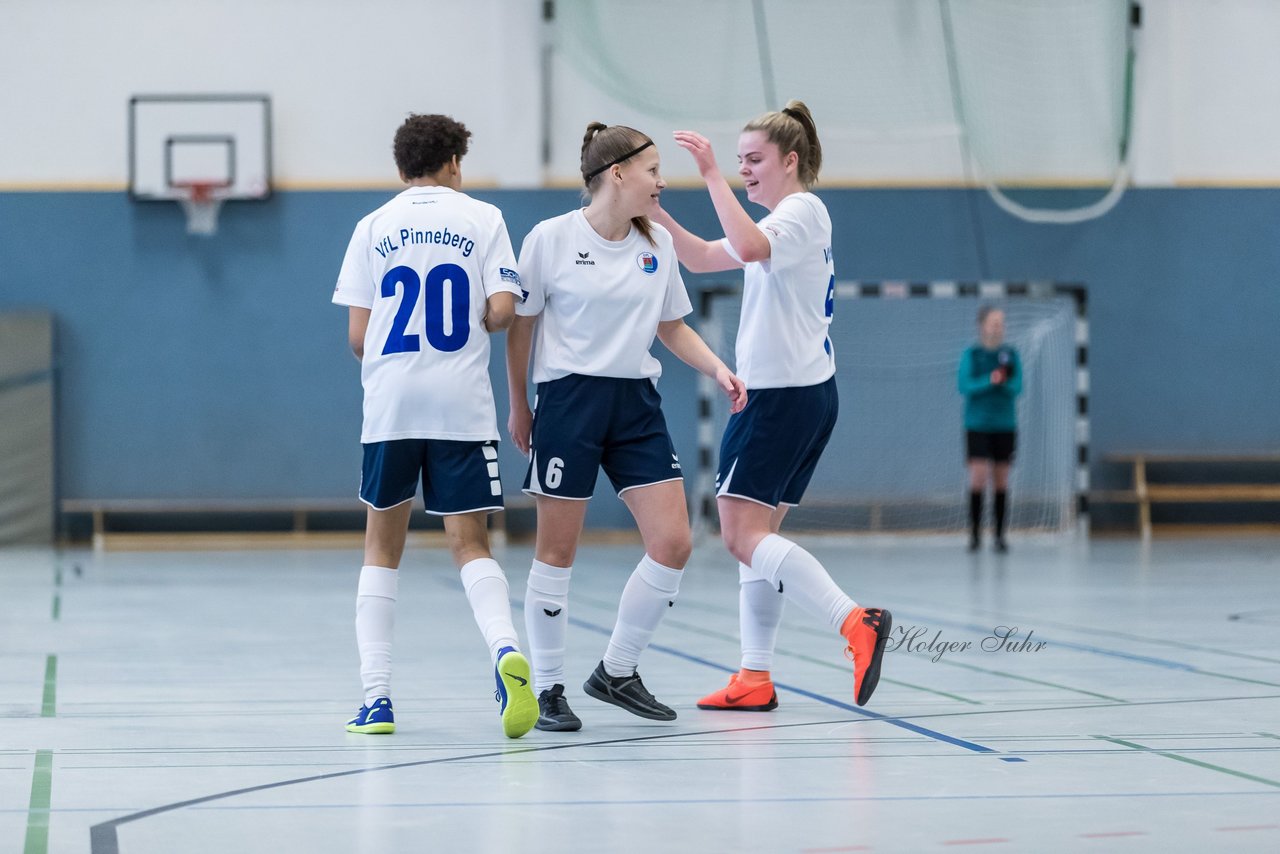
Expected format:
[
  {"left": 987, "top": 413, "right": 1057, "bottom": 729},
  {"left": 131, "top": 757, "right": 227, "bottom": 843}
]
[
  {"left": 653, "top": 101, "right": 893, "bottom": 712},
  {"left": 507, "top": 122, "right": 746, "bottom": 730},
  {"left": 332, "top": 114, "right": 537, "bottom": 739}
]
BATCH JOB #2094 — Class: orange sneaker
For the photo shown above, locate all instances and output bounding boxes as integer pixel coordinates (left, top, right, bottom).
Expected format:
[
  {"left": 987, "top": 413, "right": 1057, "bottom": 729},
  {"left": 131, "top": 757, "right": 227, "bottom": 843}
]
[
  {"left": 696, "top": 673, "right": 778, "bottom": 711},
  {"left": 842, "top": 607, "right": 893, "bottom": 706}
]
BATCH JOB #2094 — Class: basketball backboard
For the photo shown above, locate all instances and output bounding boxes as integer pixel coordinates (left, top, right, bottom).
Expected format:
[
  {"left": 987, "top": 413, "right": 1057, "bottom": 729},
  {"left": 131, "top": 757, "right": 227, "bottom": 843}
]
[{"left": 128, "top": 94, "right": 272, "bottom": 201}]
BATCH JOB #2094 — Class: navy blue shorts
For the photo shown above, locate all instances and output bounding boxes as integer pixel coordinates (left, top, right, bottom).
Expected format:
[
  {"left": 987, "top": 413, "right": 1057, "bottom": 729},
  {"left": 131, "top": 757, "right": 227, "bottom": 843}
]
[
  {"left": 966, "top": 430, "right": 1017, "bottom": 463},
  {"left": 360, "top": 439, "right": 504, "bottom": 515},
  {"left": 523, "top": 374, "right": 682, "bottom": 500},
  {"left": 716, "top": 377, "right": 838, "bottom": 508}
]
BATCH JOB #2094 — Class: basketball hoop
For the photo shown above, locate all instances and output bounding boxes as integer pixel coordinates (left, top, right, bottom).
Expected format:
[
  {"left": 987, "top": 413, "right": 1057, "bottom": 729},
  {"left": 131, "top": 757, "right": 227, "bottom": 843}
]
[{"left": 173, "top": 181, "right": 230, "bottom": 236}]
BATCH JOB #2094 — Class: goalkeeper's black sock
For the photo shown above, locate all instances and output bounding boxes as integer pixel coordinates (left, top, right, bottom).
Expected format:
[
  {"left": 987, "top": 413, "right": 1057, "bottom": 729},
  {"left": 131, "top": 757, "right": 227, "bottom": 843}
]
[
  {"left": 969, "top": 491, "right": 983, "bottom": 548},
  {"left": 994, "top": 491, "right": 1008, "bottom": 542}
]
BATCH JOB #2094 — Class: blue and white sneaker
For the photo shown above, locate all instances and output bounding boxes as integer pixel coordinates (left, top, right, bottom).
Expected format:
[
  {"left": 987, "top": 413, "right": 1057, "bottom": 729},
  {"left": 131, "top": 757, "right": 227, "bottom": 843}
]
[
  {"left": 494, "top": 646, "right": 538, "bottom": 739},
  {"left": 346, "top": 697, "right": 395, "bottom": 734}
]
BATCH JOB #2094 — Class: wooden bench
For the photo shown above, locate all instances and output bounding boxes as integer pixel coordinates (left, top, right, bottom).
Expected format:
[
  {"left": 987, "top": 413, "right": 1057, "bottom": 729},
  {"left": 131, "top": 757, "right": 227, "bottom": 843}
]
[
  {"left": 58, "top": 496, "right": 551, "bottom": 551},
  {"left": 1092, "top": 453, "right": 1280, "bottom": 539},
  {"left": 58, "top": 496, "right": 494, "bottom": 550},
  {"left": 62, "top": 498, "right": 363, "bottom": 550}
]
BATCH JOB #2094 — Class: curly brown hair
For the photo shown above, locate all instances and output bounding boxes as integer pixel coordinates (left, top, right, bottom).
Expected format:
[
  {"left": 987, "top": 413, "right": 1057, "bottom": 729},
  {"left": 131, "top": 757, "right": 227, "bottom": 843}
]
[{"left": 393, "top": 114, "right": 471, "bottom": 180}]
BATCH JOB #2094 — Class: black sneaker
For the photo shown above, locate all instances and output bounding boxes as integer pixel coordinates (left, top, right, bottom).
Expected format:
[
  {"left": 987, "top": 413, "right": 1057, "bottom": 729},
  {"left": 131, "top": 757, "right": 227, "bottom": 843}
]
[
  {"left": 994, "top": 537, "right": 1009, "bottom": 554},
  {"left": 968, "top": 535, "right": 981, "bottom": 553},
  {"left": 583, "top": 662, "right": 676, "bottom": 721},
  {"left": 535, "top": 684, "right": 582, "bottom": 732}
]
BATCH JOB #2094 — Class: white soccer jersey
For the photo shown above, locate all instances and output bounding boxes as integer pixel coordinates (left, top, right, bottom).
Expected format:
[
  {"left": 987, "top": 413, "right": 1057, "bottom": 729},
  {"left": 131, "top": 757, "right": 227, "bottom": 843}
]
[
  {"left": 721, "top": 192, "right": 836, "bottom": 389},
  {"left": 516, "top": 209, "right": 692, "bottom": 384},
  {"left": 332, "top": 186, "right": 522, "bottom": 443}
]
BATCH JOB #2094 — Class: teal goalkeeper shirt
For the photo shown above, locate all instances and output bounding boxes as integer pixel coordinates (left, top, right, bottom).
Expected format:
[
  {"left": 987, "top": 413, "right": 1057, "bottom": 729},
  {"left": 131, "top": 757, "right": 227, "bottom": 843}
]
[{"left": 958, "top": 344, "right": 1022, "bottom": 432}]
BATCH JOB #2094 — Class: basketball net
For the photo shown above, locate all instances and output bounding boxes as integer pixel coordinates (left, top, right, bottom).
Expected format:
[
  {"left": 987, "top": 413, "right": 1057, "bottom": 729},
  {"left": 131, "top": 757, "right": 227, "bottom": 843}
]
[{"left": 176, "top": 182, "right": 227, "bottom": 236}]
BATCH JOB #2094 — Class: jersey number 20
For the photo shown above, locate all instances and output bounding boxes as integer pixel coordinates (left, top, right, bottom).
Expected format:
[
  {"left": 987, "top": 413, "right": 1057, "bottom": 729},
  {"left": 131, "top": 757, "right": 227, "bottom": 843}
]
[{"left": 380, "top": 263, "right": 470, "bottom": 355}]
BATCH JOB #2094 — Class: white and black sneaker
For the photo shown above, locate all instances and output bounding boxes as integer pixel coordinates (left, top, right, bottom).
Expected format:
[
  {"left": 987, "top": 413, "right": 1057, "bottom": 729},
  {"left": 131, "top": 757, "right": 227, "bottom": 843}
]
[
  {"left": 583, "top": 661, "right": 676, "bottom": 721},
  {"left": 536, "top": 684, "right": 582, "bottom": 732}
]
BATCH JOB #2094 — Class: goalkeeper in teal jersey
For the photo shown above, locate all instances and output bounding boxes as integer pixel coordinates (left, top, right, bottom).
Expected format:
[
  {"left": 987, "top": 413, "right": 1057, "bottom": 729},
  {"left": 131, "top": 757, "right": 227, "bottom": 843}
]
[{"left": 958, "top": 306, "right": 1022, "bottom": 552}]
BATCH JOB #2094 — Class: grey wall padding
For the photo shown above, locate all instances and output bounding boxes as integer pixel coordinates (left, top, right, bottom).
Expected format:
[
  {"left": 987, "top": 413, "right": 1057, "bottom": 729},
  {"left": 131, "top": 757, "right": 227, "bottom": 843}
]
[{"left": 0, "top": 313, "right": 54, "bottom": 545}]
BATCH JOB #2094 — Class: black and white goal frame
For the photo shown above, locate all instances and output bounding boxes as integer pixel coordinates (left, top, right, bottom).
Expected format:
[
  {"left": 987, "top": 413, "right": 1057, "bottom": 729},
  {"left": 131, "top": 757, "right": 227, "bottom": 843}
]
[{"left": 692, "top": 280, "right": 1089, "bottom": 535}]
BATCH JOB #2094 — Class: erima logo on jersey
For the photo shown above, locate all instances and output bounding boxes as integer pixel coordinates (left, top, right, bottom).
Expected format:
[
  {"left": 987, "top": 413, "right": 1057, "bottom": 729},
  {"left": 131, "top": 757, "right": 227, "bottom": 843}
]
[
  {"left": 637, "top": 252, "right": 658, "bottom": 274},
  {"left": 575, "top": 252, "right": 595, "bottom": 266}
]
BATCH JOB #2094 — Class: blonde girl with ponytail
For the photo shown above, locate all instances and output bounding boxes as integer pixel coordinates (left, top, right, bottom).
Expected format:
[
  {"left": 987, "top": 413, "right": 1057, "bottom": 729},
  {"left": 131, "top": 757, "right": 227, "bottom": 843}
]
[{"left": 654, "top": 101, "right": 894, "bottom": 713}]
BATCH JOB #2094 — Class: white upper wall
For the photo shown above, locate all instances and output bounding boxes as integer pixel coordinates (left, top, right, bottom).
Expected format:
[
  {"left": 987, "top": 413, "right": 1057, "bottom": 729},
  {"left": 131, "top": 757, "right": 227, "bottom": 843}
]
[
  {"left": 0, "top": 0, "right": 1276, "bottom": 189},
  {"left": 0, "top": 0, "right": 542, "bottom": 189}
]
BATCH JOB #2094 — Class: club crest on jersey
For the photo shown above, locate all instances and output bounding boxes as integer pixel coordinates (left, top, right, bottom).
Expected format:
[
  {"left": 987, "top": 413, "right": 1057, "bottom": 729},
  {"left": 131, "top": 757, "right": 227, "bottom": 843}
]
[{"left": 636, "top": 252, "right": 658, "bottom": 274}]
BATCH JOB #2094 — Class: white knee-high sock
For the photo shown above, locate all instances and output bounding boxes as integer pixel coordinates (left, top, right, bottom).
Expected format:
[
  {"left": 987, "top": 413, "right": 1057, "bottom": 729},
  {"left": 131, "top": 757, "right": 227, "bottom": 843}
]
[
  {"left": 460, "top": 558, "right": 520, "bottom": 663},
  {"left": 524, "top": 560, "right": 572, "bottom": 692},
  {"left": 751, "top": 534, "right": 856, "bottom": 633},
  {"left": 603, "top": 555, "right": 683, "bottom": 678},
  {"left": 356, "top": 565, "right": 397, "bottom": 706},
  {"left": 738, "top": 562, "right": 785, "bottom": 671}
]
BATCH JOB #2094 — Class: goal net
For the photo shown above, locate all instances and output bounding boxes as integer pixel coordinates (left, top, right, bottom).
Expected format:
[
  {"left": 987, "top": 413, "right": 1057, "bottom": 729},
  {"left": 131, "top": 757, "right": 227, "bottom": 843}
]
[
  {"left": 696, "top": 283, "right": 1084, "bottom": 537},
  {"left": 551, "top": 0, "right": 1135, "bottom": 222}
]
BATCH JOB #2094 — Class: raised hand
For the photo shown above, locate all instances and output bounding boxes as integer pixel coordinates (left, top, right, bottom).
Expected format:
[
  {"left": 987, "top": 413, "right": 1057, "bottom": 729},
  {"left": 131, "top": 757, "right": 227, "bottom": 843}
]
[{"left": 672, "top": 131, "right": 720, "bottom": 180}]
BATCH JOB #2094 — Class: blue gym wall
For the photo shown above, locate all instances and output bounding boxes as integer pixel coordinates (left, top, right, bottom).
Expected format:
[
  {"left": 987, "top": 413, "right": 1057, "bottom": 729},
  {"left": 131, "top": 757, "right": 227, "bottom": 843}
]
[{"left": 1, "top": 187, "right": 1277, "bottom": 527}]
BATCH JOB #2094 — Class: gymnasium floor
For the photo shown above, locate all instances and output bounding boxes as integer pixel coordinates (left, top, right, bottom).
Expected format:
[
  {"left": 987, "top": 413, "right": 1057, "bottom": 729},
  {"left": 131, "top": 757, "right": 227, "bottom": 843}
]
[{"left": 3, "top": 535, "right": 1279, "bottom": 853}]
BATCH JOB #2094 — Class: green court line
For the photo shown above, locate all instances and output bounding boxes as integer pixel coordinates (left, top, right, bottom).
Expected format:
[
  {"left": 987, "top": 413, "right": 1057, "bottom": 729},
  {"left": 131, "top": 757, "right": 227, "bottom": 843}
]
[
  {"left": 888, "top": 604, "right": 1280, "bottom": 690},
  {"left": 41, "top": 656, "right": 56, "bottom": 718},
  {"left": 945, "top": 601, "right": 1280, "bottom": 666},
  {"left": 668, "top": 593, "right": 1129, "bottom": 701},
  {"left": 1257, "top": 732, "right": 1280, "bottom": 741},
  {"left": 51, "top": 595, "right": 60, "bottom": 621},
  {"left": 572, "top": 590, "right": 983, "bottom": 705},
  {"left": 1095, "top": 736, "right": 1280, "bottom": 789},
  {"left": 23, "top": 750, "right": 52, "bottom": 854},
  {"left": 934, "top": 658, "right": 1127, "bottom": 703},
  {"left": 1189, "top": 671, "right": 1280, "bottom": 691}
]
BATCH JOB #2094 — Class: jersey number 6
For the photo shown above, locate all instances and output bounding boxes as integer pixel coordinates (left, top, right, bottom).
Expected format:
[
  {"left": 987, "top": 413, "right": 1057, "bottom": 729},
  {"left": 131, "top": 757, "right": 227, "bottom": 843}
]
[{"left": 380, "top": 263, "right": 471, "bottom": 355}]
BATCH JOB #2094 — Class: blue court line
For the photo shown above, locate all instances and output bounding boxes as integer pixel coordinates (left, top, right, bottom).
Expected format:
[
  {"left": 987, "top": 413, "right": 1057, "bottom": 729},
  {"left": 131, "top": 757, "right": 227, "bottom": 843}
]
[
  {"left": 561, "top": 611, "right": 1002, "bottom": 756},
  {"left": 890, "top": 612, "right": 1280, "bottom": 686},
  {"left": 894, "top": 610, "right": 1198, "bottom": 672},
  {"left": 957, "top": 605, "right": 1280, "bottom": 665},
  {"left": 463, "top": 578, "right": 1007, "bottom": 756},
  {"left": 894, "top": 611, "right": 1280, "bottom": 693}
]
